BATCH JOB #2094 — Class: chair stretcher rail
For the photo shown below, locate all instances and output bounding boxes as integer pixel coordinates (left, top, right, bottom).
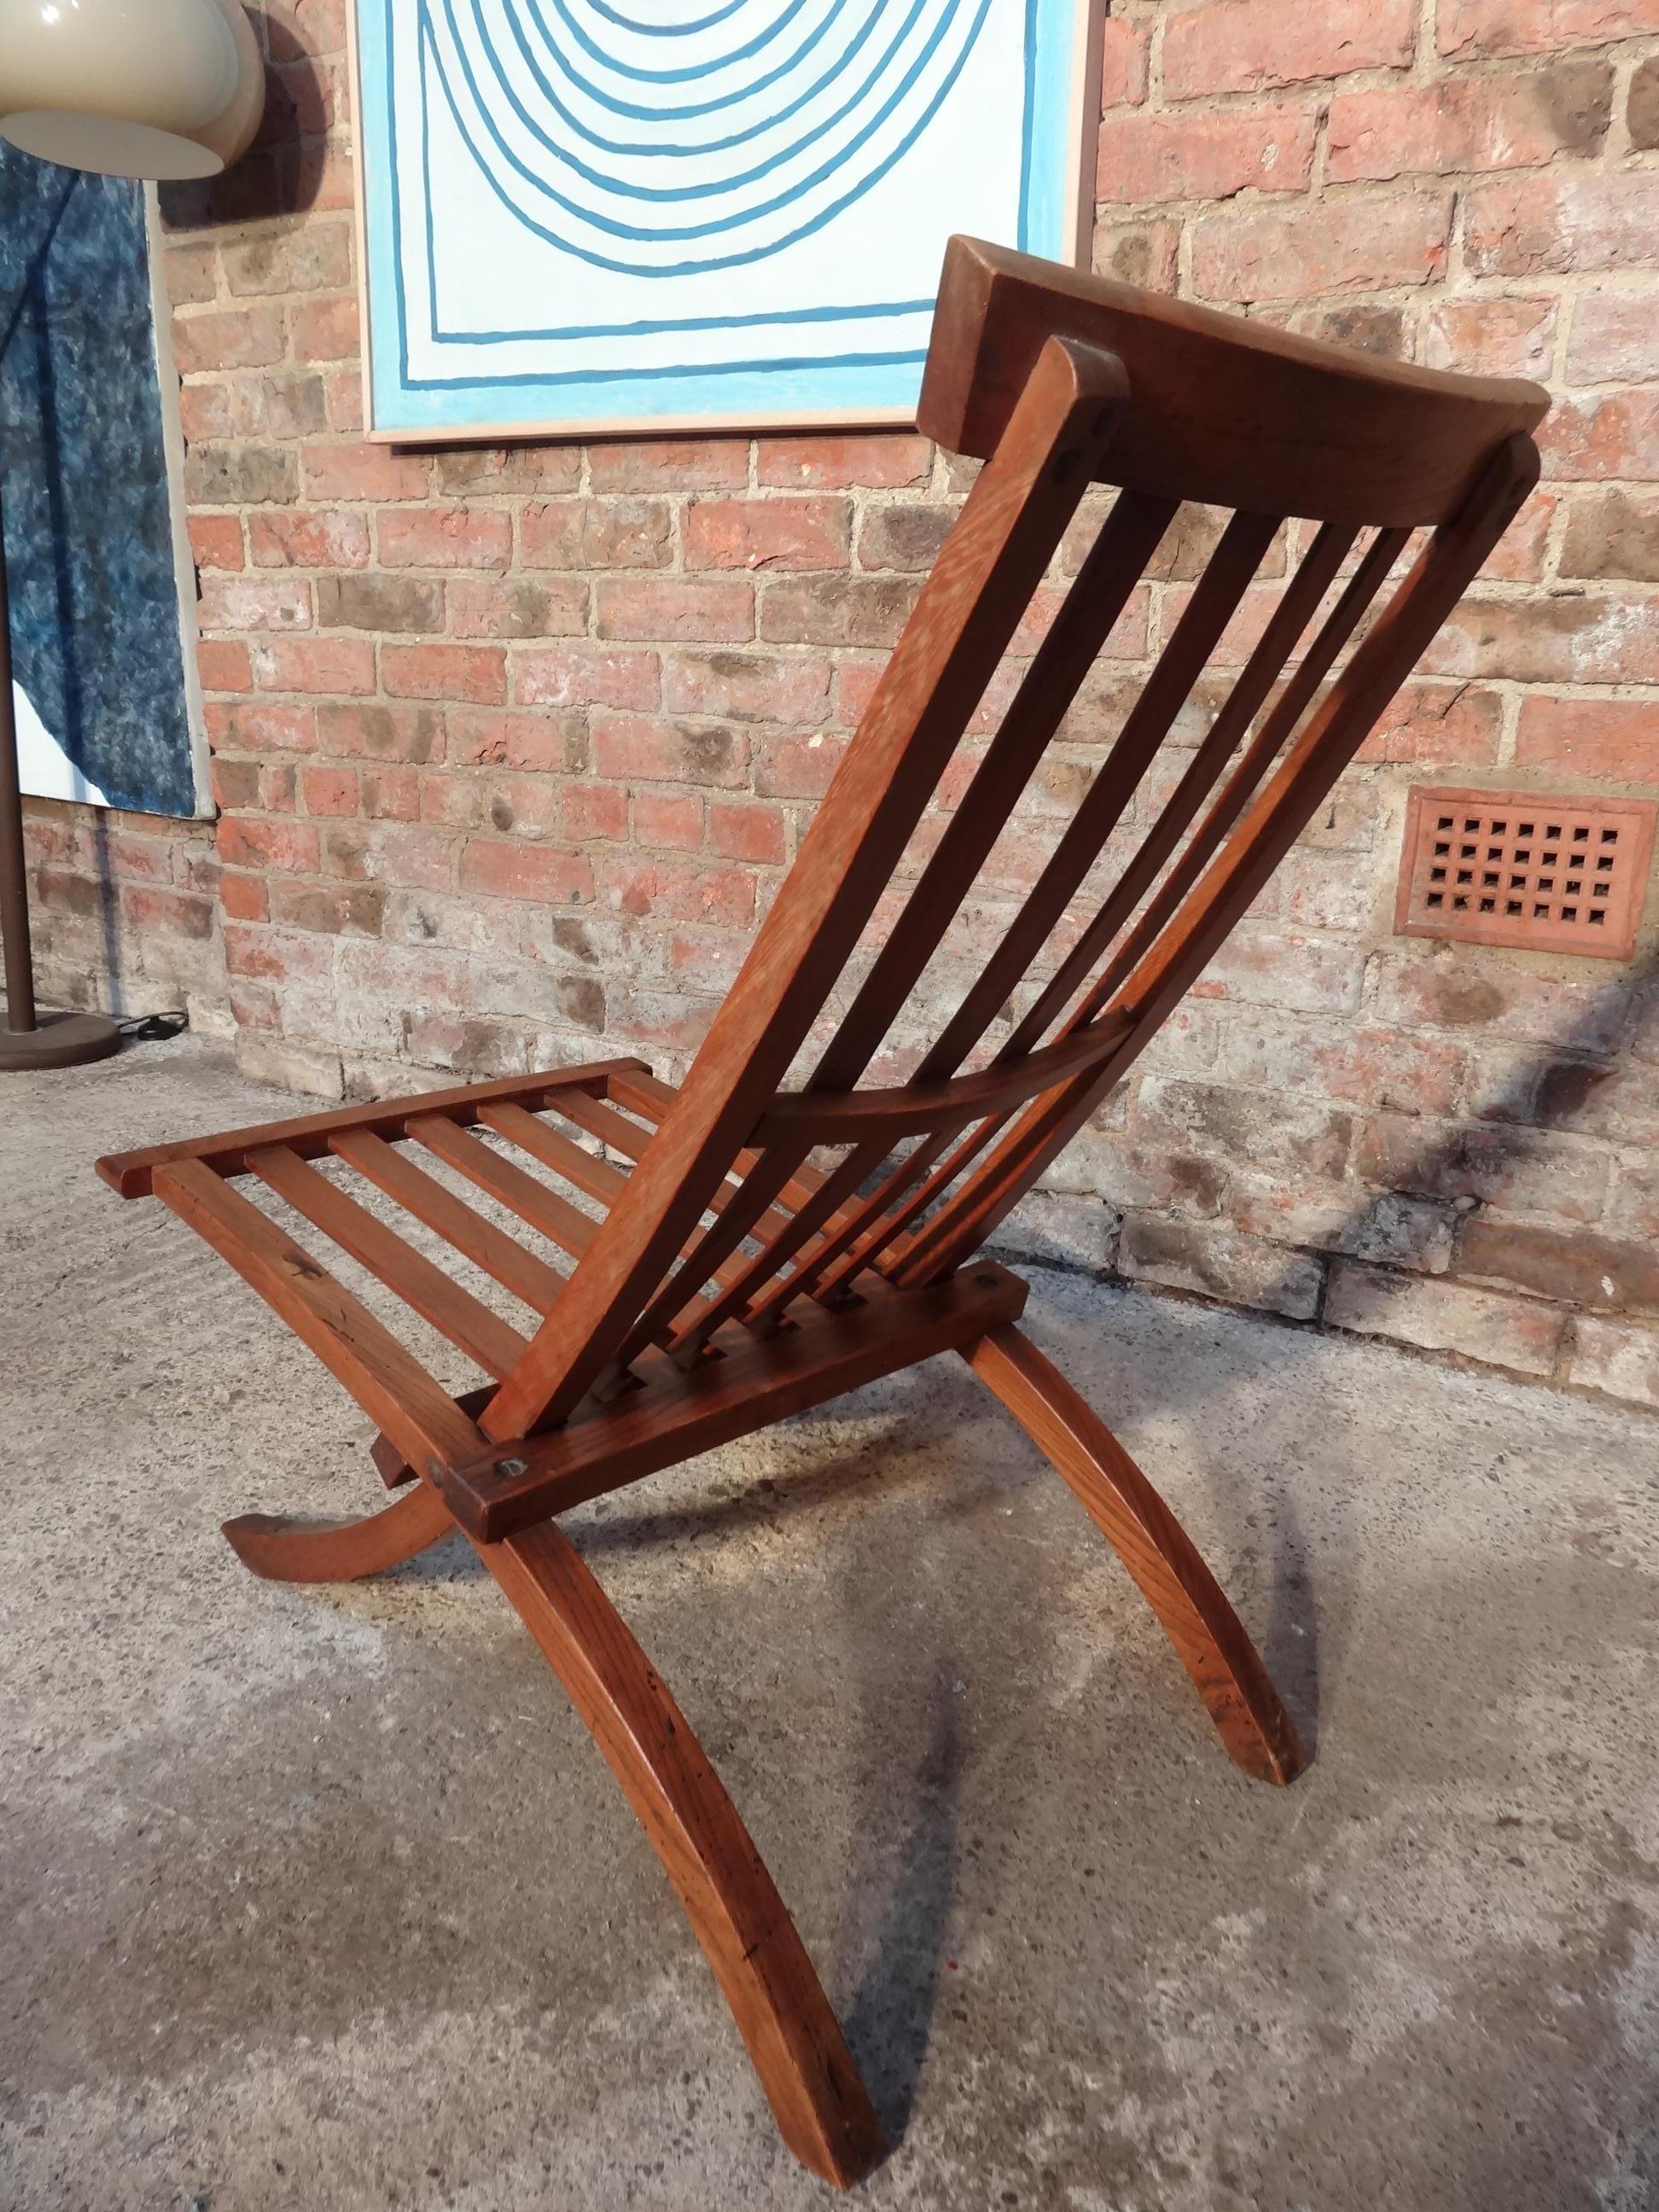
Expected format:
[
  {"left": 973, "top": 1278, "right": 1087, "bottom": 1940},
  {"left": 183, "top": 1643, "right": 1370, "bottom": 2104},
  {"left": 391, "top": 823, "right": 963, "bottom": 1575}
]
[{"left": 436, "top": 1264, "right": 1030, "bottom": 1542}]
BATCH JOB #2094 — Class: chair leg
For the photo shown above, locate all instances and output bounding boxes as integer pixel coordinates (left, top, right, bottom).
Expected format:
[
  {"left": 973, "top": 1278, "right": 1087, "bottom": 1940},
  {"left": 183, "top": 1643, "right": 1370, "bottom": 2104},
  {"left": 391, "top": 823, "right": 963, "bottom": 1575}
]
[
  {"left": 477, "top": 1520, "right": 887, "bottom": 2191},
  {"left": 224, "top": 1482, "right": 455, "bottom": 1583},
  {"left": 966, "top": 1324, "right": 1307, "bottom": 1787}
]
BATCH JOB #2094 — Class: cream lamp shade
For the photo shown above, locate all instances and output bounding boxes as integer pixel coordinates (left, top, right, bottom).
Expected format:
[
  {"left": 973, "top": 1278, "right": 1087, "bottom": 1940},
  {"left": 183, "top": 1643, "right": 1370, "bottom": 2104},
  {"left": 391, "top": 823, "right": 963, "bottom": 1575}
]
[{"left": 0, "top": 0, "right": 264, "bottom": 182}]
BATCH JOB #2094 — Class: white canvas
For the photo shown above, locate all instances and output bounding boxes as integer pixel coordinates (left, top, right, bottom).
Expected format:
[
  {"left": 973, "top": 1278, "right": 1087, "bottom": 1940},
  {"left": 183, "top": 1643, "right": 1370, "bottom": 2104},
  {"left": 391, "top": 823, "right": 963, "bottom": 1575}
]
[{"left": 352, "top": 0, "right": 1097, "bottom": 440}]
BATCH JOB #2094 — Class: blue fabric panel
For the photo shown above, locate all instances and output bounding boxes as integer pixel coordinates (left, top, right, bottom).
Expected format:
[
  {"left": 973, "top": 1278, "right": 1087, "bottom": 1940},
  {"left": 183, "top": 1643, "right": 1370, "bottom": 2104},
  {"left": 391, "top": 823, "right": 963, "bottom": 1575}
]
[{"left": 0, "top": 146, "right": 195, "bottom": 817}]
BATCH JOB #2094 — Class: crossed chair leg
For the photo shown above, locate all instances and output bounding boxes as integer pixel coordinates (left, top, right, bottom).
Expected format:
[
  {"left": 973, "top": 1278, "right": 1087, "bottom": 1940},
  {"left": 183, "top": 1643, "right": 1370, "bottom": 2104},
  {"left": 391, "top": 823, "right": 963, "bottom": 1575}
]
[{"left": 222, "top": 1319, "right": 1306, "bottom": 2190}]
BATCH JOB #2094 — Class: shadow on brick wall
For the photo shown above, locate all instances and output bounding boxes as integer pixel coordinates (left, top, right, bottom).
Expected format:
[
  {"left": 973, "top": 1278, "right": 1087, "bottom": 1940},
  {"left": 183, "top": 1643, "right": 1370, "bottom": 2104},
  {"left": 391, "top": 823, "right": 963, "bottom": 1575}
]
[
  {"left": 1002, "top": 943, "right": 1659, "bottom": 1398},
  {"left": 156, "top": 38, "right": 334, "bottom": 231}
]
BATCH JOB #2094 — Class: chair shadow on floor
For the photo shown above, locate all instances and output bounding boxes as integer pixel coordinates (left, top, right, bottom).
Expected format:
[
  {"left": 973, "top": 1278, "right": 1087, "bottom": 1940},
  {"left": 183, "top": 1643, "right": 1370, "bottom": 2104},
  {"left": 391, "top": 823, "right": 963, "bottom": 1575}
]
[{"left": 841, "top": 1661, "right": 963, "bottom": 2145}]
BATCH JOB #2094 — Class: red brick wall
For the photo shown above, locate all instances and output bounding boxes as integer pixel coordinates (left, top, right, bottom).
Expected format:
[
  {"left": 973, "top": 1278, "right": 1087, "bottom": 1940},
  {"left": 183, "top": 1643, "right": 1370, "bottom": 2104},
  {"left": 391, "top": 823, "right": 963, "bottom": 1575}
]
[{"left": 25, "top": 0, "right": 1659, "bottom": 1404}]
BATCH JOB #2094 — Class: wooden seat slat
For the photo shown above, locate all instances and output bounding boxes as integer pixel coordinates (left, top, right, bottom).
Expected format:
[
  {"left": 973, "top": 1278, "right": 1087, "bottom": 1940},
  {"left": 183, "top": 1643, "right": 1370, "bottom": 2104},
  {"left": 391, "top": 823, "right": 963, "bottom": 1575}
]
[
  {"left": 479, "top": 1100, "right": 630, "bottom": 1209},
  {"left": 152, "top": 1158, "right": 483, "bottom": 1476},
  {"left": 541, "top": 1085, "right": 657, "bottom": 1161},
  {"left": 248, "top": 1144, "right": 528, "bottom": 1381},
  {"left": 329, "top": 1128, "right": 567, "bottom": 1315},
  {"left": 408, "top": 1115, "right": 599, "bottom": 1260}
]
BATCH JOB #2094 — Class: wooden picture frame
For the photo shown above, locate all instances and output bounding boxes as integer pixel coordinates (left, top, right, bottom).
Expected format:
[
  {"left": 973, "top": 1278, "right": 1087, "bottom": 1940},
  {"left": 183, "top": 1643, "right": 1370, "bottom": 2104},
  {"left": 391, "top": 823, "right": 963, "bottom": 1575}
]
[{"left": 346, "top": 0, "right": 1101, "bottom": 445}]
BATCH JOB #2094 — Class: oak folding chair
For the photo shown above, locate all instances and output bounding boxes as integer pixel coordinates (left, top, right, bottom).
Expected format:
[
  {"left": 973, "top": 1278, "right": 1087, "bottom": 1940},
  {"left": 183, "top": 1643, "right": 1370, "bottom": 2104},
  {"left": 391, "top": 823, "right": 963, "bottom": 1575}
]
[{"left": 97, "top": 238, "right": 1546, "bottom": 2187}]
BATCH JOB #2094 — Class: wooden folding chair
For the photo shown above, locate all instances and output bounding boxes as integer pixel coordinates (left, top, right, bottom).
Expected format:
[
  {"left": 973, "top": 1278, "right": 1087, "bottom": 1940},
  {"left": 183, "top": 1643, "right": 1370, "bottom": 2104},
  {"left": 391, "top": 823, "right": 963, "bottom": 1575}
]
[{"left": 97, "top": 238, "right": 1546, "bottom": 2187}]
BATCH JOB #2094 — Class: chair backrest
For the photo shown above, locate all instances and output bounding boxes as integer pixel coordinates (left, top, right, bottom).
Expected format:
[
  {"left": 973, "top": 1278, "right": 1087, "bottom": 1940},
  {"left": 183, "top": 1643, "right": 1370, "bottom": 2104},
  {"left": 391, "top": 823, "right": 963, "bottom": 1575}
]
[{"left": 482, "top": 236, "right": 1548, "bottom": 1443}]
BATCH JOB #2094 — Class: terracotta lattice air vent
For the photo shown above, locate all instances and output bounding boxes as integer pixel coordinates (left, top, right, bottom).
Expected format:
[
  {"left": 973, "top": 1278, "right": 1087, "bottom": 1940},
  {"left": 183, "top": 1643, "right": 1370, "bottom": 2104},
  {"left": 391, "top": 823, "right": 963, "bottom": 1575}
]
[{"left": 1397, "top": 785, "right": 1656, "bottom": 960}]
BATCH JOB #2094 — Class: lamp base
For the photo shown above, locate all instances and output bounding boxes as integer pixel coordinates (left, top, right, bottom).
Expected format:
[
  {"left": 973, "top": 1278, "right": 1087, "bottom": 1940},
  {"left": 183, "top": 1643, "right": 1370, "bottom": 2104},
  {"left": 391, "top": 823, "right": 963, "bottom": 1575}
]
[{"left": 0, "top": 1006, "right": 120, "bottom": 1070}]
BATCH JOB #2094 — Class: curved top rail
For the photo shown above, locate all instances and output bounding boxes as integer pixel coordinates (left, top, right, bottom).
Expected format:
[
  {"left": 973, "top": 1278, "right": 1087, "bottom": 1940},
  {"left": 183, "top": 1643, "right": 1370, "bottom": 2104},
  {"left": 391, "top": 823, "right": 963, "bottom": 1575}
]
[{"left": 918, "top": 236, "right": 1548, "bottom": 527}]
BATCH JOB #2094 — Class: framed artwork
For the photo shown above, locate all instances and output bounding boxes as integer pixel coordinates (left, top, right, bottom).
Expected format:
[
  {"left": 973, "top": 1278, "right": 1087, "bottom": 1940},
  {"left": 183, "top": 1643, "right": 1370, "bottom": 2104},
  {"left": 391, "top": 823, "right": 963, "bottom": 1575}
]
[{"left": 348, "top": 0, "right": 1100, "bottom": 443}]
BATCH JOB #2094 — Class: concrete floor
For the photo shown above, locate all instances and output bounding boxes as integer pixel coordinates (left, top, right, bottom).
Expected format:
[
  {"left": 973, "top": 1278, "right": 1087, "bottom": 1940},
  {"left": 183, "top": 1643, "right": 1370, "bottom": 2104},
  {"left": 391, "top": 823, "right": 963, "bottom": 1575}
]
[{"left": 3, "top": 1038, "right": 1656, "bottom": 2212}]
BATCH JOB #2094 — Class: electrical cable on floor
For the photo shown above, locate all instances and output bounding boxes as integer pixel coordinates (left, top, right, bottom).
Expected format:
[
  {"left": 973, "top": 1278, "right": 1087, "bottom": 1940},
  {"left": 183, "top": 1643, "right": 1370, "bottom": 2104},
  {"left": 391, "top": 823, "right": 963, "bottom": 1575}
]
[{"left": 118, "top": 1011, "right": 188, "bottom": 1042}]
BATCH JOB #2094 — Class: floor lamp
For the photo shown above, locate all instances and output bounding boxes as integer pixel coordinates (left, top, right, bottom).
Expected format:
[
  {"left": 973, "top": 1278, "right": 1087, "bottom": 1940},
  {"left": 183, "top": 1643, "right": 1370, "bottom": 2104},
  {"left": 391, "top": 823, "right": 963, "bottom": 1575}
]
[{"left": 0, "top": 0, "right": 262, "bottom": 1070}]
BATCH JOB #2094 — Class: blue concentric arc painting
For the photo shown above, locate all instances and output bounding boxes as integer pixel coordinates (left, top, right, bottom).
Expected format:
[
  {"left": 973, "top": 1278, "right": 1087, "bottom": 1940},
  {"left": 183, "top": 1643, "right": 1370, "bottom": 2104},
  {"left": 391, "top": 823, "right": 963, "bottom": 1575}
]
[{"left": 354, "top": 0, "right": 1092, "bottom": 437}]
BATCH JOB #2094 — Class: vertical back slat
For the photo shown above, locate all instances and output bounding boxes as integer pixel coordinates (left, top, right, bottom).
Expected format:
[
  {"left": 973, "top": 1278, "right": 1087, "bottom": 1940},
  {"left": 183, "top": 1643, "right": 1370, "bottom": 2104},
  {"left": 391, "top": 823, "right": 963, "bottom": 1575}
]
[
  {"left": 483, "top": 336, "right": 1132, "bottom": 1440},
  {"left": 767, "top": 524, "right": 1355, "bottom": 1311},
  {"left": 1062, "top": 524, "right": 1412, "bottom": 1036},
  {"left": 816, "top": 1119, "right": 1004, "bottom": 1299},
  {"left": 748, "top": 1134, "right": 956, "bottom": 1318},
  {"left": 686, "top": 505, "right": 1286, "bottom": 1350},
  {"left": 667, "top": 1142, "right": 889, "bottom": 1361},
  {"left": 917, "top": 508, "right": 1280, "bottom": 1086},
  {"left": 602, "top": 1142, "right": 815, "bottom": 1378},
  {"left": 759, "top": 522, "right": 1412, "bottom": 1307},
  {"left": 839, "top": 527, "right": 1411, "bottom": 1297},
  {"left": 808, "top": 489, "right": 1177, "bottom": 1094},
  {"left": 999, "top": 517, "right": 1359, "bottom": 1061},
  {"left": 895, "top": 435, "right": 1540, "bottom": 1287}
]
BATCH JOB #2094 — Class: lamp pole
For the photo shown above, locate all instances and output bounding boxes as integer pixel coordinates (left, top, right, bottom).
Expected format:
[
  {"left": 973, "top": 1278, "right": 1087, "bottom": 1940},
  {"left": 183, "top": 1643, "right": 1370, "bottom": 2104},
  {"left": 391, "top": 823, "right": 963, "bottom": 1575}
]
[
  {"left": 0, "top": 430, "right": 120, "bottom": 1065},
  {"left": 0, "top": 484, "right": 36, "bottom": 1033}
]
